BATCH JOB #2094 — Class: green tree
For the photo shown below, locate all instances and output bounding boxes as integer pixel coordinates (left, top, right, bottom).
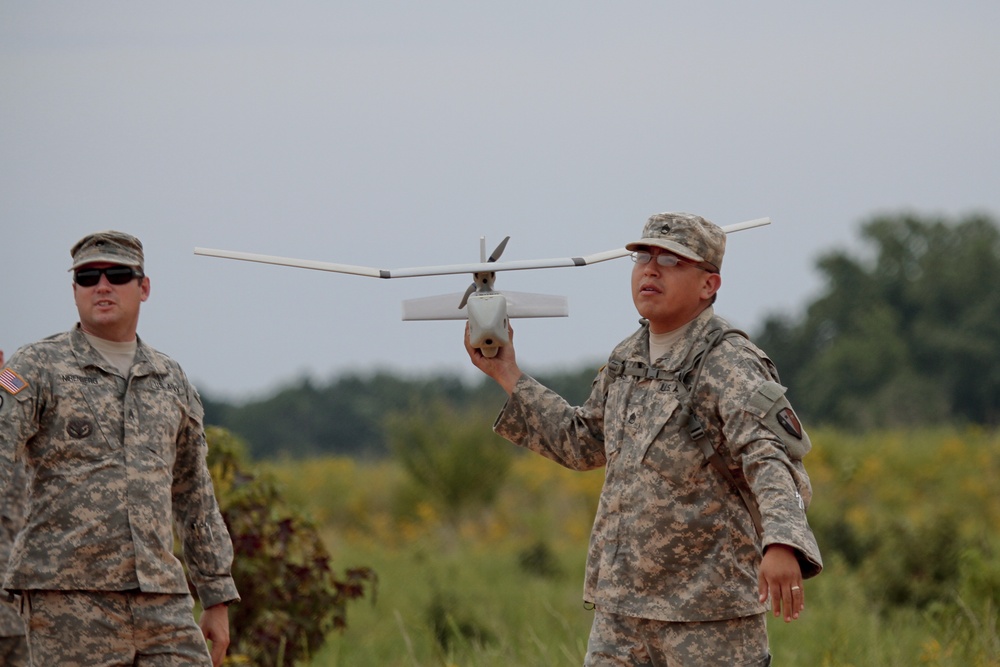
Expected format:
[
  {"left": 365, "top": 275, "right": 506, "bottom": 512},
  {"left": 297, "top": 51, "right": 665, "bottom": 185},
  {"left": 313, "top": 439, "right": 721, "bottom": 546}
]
[
  {"left": 388, "top": 402, "right": 514, "bottom": 527},
  {"left": 202, "top": 365, "right": 595, "bottom": 461},
  {"left": 757, "top": 211, "right": 1000, "bottom": 428}
]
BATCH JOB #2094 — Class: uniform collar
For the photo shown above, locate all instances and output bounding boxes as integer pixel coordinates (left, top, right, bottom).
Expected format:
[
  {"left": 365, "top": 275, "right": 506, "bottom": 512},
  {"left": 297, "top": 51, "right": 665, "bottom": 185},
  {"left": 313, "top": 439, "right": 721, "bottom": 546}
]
[
  {"left": 626, "top": 307, "right": 719, "bottom": 371},
  {"left": 69, "top": 324, "right": 165, "bottom": 378}
]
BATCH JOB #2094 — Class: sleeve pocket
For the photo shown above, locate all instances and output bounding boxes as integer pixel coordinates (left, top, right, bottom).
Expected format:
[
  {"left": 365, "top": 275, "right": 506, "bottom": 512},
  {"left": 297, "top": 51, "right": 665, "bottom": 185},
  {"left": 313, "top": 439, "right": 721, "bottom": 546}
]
[{"left": 746, "top": 381, "right": 812, "bottom": 460}]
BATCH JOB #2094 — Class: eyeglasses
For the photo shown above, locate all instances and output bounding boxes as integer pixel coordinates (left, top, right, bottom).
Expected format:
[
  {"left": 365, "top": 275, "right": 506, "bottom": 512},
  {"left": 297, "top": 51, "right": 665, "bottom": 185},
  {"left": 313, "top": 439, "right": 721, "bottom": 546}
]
[
  {"left": 631, "top": 251, "right": 712, "bottom": 272},
  {"left": 73, "top": 266, "right": 144, "bottom": 287}
]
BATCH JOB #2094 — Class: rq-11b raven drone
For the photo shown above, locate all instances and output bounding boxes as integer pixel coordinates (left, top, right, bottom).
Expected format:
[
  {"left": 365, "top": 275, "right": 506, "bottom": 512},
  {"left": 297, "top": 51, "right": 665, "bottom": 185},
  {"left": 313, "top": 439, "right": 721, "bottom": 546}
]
[{"left": 195, "top": 217, "right": 770, "bottom": 358}]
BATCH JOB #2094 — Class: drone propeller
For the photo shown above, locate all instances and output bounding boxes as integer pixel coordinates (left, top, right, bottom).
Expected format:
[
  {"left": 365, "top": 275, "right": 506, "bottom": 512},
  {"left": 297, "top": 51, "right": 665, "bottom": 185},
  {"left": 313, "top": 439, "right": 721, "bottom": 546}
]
[
  {"left": 457, "top": 284, "right": 476, "bottom": 311},
  {"left": 487, "top": 236, "right": 510, "bottom": 263},
  {"left": 458, "top": 236, "right": 511, "bottom": 309}
]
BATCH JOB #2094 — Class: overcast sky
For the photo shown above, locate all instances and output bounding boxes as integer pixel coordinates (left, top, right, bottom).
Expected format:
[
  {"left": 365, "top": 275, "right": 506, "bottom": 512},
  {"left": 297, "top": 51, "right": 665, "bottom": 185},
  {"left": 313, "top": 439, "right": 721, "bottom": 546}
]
[{"left": 3, "top": 2, "right": 997, "bottom": 400}]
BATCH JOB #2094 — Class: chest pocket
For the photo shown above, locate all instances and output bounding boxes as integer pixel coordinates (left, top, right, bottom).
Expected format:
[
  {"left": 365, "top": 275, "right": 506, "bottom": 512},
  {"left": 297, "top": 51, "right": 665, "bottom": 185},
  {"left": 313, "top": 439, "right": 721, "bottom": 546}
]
[
  {"left": 605, "top": 377, "right": 680, "bottom": 456},
  {"left": 129, "top": 380, "right": 187, "bottom": 467},
  {"left": 33, "top": 382, "right": 119, "bottom": 468},
  {"left": 638, "top": 389, "right": 707, "bottom": 486},
  {"left": 603, "top": 377, "right": 631, "bottom": 459}
]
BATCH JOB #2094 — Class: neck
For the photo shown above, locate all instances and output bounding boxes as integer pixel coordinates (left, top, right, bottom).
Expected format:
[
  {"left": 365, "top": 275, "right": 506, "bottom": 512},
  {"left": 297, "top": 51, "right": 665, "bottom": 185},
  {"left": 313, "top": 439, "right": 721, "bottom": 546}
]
[
  {"left": 647, "top": 303, "right": 711, "bottom": 335},
  {"left": 80, "top": 323, "right": 138, "bottom": 343}
]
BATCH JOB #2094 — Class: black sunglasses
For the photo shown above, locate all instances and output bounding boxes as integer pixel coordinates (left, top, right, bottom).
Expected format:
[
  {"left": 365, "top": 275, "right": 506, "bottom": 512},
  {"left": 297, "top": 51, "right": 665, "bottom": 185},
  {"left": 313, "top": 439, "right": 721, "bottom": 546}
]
[{"left": 73, "top": 266, "right": 144, "bottom": 287}]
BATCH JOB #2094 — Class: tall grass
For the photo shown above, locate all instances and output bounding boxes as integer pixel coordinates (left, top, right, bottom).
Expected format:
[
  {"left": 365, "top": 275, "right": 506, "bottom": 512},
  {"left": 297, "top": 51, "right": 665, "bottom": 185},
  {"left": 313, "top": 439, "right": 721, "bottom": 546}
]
[{"left": 260, "top": 427, "right": 1000, "bottom": 666}]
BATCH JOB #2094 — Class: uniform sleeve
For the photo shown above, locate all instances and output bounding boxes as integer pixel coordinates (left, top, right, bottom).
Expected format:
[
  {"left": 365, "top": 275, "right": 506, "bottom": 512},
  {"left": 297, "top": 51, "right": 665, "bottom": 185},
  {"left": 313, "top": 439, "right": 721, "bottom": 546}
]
[
  {"left": 0, "top": 462, "right": 28, "bottom": 541},
  {"left": 0, "top": 350, "right": 41, "bottom": 496},
  {"left": 708, "top": 346, "right": 823, "bottom": 579},
  {"left": 171, "top": 378, "right": 240, "bottom": 608},
  {"left": 0, "top": 462, "right": 27, "bottom": 635},
  {"left": 494, "top": 372, "right": 609, "bottom": 471}
]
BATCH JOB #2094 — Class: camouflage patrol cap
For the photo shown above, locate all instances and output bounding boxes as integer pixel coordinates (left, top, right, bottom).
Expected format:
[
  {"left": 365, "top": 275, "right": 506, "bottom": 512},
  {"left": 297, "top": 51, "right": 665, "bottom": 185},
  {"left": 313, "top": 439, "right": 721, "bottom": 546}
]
[
  {"left": 70, "top": 231, "right": 144, "bottom": 271},
  {"left": 625, "top": 212, "right": 726, "bottom": 272}
]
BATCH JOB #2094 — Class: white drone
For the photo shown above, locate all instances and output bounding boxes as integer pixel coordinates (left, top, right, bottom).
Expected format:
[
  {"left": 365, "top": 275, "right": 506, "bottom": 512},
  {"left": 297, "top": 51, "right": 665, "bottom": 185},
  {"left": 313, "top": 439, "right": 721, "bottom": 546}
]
[{"left": 195, "top": 217, "right": 770, "bottom": 357}]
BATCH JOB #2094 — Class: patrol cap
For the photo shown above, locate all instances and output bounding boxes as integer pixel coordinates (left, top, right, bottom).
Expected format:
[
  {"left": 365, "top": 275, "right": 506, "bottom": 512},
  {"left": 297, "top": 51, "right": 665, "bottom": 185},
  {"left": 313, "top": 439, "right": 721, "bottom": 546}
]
[
  {"left": 625, "top": 212, "right": 726, "bottom": 272},
  {"left": 70, "top": 231, "right": 144, "bottom": 271}
]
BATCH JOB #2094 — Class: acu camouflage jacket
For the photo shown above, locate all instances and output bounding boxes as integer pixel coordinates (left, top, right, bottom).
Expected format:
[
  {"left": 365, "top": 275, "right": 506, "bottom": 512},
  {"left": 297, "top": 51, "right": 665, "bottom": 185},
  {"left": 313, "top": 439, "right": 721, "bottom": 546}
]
[
  {"left": 0, "top": 463, "right": 26, "bottom": 636},
  {"left": 494, "top": 308, "right": 822, "bottom": 622},
  {"left": 0, "top": 325, "right": 239, "bottom": 608}
]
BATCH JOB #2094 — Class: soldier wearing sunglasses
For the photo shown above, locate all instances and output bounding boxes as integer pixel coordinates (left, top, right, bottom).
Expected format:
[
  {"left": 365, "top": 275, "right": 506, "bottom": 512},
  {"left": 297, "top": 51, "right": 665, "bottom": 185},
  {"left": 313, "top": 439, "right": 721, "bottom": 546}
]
[
  {"left": 466, "top": 213, "right": 822, "bottom": 666},
  {"left": 0, "top": 232, "right": 239, "bottom": 666}
]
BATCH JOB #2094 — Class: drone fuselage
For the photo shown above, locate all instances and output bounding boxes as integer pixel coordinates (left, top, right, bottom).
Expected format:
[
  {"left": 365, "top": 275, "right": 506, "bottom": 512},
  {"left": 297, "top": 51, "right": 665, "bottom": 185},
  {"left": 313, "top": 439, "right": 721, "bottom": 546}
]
[{"left": 466, "top": 289, "right": 509, "bottom": 358}]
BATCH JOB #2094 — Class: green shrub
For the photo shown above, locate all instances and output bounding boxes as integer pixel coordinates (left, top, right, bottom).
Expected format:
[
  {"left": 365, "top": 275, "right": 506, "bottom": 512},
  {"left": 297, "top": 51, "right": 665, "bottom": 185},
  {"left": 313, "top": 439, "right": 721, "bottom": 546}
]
[
  {"left": 205, "top": 427, "right": 376, "bottom": 666},
  {"left": 388, "top": 403, "right": 513, "bottom": 526},
  {"left": 517, "top": 539, "right": 564, "bottom": 579}
]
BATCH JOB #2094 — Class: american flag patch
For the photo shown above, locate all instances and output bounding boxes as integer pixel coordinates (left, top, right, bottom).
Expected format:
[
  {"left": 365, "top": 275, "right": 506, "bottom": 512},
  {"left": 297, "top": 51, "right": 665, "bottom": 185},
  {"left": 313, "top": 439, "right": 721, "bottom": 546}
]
[{"left": 0, "top": 368, "right": 28, "bottom": 395}]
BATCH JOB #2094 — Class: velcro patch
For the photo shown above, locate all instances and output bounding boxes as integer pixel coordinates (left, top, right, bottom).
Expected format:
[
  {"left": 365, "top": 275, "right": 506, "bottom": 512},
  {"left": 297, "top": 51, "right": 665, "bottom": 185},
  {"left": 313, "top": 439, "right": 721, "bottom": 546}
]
[
  {"left": 0, "top": 368, "right": 28, "bottom": 395},
  {"left": 777, "top": 407, "right": 803, "bottom": 439}
]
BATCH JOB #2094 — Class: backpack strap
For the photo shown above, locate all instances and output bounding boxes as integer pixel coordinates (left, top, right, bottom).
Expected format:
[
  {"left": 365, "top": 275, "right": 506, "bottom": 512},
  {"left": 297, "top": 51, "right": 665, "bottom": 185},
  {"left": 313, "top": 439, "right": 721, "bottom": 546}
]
[
  {"left": 687, "top": 416, "right": 763, "bottom": 537},
  {"left": 675, "top": 326, "right": 764, "bottom": 537}
]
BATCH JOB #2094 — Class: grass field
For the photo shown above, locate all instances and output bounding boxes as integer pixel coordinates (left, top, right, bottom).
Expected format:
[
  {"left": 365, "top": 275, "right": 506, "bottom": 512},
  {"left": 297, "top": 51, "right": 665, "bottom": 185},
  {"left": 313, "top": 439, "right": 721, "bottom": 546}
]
[{"left": 256, "top": 427, "right": 1000, "bottom": 666}]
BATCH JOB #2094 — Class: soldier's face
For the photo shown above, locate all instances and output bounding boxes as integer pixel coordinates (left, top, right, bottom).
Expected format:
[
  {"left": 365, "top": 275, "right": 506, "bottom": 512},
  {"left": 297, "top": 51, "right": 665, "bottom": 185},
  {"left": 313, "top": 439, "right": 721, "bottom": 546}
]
[
  {"left": 630, "top": 248, "right": 721, "bottom": 334},
  {"left": 72, "top": 262, "right": 150, "bottom": 342}
]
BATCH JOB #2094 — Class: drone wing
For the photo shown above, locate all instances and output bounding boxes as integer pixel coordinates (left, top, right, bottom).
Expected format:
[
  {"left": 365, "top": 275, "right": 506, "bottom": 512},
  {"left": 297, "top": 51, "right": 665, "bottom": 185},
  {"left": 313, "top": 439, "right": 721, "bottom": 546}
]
[
  {"left": 193, "top": 217, "right": 770, "bottom": 278},
  {"left": 401, "top": 291, "right": 569, "bottom": 321},
  {"left": 192, "top": 246, "right": 631, "bottom": 278}
]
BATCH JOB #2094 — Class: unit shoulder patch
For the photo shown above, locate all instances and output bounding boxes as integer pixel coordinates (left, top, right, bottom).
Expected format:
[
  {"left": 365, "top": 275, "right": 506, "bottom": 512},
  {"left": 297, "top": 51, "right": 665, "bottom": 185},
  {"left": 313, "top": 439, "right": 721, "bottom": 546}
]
[{"left": 776, "top": 407, "right": 803, "bottom": 439}]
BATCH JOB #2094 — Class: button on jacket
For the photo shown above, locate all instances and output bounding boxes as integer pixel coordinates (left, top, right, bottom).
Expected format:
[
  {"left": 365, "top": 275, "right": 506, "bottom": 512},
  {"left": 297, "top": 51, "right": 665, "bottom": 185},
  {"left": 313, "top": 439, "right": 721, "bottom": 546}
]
[
  {"left": 494, "top": 308, "right": 822, "bottom": 622},
  {"left": 0, "top": 325, "right": 238, "bottom": 609}
]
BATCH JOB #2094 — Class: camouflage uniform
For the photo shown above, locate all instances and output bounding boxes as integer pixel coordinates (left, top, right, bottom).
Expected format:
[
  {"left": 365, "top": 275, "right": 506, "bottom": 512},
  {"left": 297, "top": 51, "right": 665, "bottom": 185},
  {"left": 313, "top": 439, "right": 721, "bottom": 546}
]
[
  {"left": 494, "top": 306, "right": 822, "bottom": 662},
  {"left": 0, "top": 463, "right": 28, "bottom": 666},
  {"left": 0, "top": 325, "right": 239, "bottom": 663}
]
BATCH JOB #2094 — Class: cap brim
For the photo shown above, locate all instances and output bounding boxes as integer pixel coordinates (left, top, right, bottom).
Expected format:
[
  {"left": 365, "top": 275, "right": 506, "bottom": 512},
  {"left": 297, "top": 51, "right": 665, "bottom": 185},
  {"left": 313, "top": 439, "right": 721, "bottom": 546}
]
[
  {"left": 69, "top": 255, "right": 142, "bottom": 271},
  {"left": 624, "top": 239, "right": 705, "bottom": 263}
]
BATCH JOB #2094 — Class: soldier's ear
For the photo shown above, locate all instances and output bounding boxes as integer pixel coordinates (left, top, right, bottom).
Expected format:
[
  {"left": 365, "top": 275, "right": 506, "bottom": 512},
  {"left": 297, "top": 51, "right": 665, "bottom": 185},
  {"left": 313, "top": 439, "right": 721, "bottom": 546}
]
[{"left": 701, "top": 272, "right": 721, "bottom": 300}]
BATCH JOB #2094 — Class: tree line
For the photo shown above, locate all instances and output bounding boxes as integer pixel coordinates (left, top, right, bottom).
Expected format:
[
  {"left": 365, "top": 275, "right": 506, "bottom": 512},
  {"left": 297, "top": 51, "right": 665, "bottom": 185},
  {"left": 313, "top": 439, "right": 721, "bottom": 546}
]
[
  {"left": 202, "top": 367, "right": 598, "bottom": 459},
  {"left": 203, "top": 211, "right": 1000, "bottom": 459},
  {"left": 756, "top": 210, "right": 1000, "bottom": 429}
]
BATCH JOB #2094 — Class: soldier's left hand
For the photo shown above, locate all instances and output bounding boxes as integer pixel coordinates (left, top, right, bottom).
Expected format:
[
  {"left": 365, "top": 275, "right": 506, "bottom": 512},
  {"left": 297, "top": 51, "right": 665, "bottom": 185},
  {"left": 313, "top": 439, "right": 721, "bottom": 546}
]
[
  {"left": 200, "top": 603, "right": 232, "bottom": 666},
  {"left": 758, "top": 543, "right": 805, "bottom": 622}
]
